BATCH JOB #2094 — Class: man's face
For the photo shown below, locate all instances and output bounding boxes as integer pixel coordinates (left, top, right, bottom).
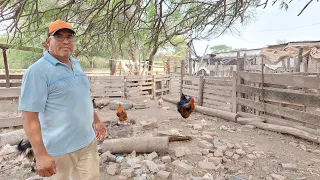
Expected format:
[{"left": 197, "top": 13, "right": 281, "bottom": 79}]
[{"left": 46, "top": 29, "right": 75, "bottom": 59}]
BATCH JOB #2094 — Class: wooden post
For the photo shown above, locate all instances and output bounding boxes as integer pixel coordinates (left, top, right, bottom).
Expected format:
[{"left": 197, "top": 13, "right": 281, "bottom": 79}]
[
  {"left": 2, "top": 48, "right": 10, "bottom": 88},
  {"left": 124, "top": 76, "right": 127, "bottom": 98},
  {"left": 180, "top": 60, "right": 185, "bottom": 96},
  {"left": 295, "top": 48, "right": 303, "bottom": 72},
  {"left": 152, "top": 75, "right": 156, "bottom": 99},
  {"left": 198, "top": 76, "right": 204, "bottom": 106},
  {"left": 229, "top": 66, "right": 233, "bottom": 77},
  {"left": 232, "top": 70, "right": 237, "bottom": 113},
  {"left": 236, "top": 51, "right": 245, "bottom": 112}
]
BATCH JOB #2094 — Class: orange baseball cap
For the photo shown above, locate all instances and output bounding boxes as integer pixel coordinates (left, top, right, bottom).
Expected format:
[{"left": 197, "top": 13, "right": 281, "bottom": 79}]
[{"left": 48, "top": 20, "right": 75, "bottom": 35}]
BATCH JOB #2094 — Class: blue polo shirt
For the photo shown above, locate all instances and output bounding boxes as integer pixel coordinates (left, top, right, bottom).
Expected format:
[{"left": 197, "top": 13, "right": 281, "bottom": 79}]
[{"left": 18, "top": 51, "right": 95, "bottom": 156}]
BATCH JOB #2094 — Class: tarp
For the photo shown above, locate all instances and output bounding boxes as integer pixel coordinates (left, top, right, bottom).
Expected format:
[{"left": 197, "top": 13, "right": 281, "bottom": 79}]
[{"left": 259, "top": 44, "right": 320, "bottom": 64}]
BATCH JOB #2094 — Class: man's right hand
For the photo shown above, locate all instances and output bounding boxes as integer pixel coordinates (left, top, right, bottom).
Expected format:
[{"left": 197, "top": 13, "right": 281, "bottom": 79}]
[{"left": 36, "top": 154, "right": 57, "bottom": 177}]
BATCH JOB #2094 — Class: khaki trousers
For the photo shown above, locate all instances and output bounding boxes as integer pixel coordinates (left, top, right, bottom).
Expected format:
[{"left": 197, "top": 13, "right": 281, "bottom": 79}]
[{"left": 44, "top": 139, "right": 100, "bottom": 180}]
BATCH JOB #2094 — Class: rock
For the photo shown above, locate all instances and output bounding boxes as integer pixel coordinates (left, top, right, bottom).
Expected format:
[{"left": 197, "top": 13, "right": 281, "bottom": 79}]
[
  {"left": 225, "top": 151, "right": 234, "bottom": 158},
  {"left": 107, "top": 163, "right": 119, "bottom": 176},
  {"left": 198, "top": 140, "right": 214, "bottom": 149},
  {"left": 172, "top": 173, "right": 185, "bottom": 180},
  {"left": 214, "top": 149, "right": 224, "bottom": 157},
  {"left": 201, "top": 149, "right": 210, "bottom": 155},
  {"left": 21, "top": 162, "right": 33, "bottom": 168},
  {"left": 234, "top": 143, "right": 242, "bottom": 149},
  {"left": 232, "top": 154, "right": 240, "bottom": 160},
  {"left": 219, "top": 125, "right": 228, "bottom": 131},
  {"left": 208, "top": 157, "right": 222, "bottom": 166},
  {"left": 202, "top": 135, "right": 213, "bottom": 141},
  {"left": 121, "top": 168, "right": 134, "bottom": 177},
  {"left": 142, "top": 160, "right": 159, "bottom": 173},
  {"left": 270, "top": 173, "right": 286, "bottom": 180},
  {"left": 230, "top": 176, "right": 246, "bottom": 180},
  {"left": 161, "top": 156, "right": 171, "bottom": 163},
  {"left": 198, "top": 162, "right": 216, "bottom": 170},
  {"left": 133, "top": 103, "right": 147, "bottom": 109},
  {"left": 110, "top": 100, "right": 133, "bottom": 110},
  {"left": 140, "top": 120, "right": 159, "bottom": 130},
  {"left": 172, "top": 160, "right": 193, "bottom": 174},
  {"left": 201, "top": 119, "right": 208, "bottom": 126},
  {"left": 215, "top": 164, "right": 224, "bottom": 172},
  {"left": 217, "top": 146, "right": 227, "bottom": 152},
  {"left": 235, "top": 149, "right": 246, "bottom": 155},
  {"left": 193, "top": 124, "right": 203, "bottom": 130},
  {"left": 281, "top": 163, "right": 297, "bottom": 171},
  {"left": 0, "top": 144, "right": 17, "bottom": 156},
  {"left": 246, "top": 160, "right": 254, "bottom": 167},
  {"left": 117, "top": 175, "right": 128, "bottom": 180},
  {"left": 248, "top": 175, "right": 253, "bottom": 180},
  {"left": 157, "top": 170, "right": 170, "bottom": 179},
  {"left": 246, "top": 154, "right": 257, "bottom": 160},
  {"left": 146, "top": 152, "right": 158, "bottom": 161},
  {"left": 158, "top": 164, "right": 166, "bottom": 171},
  {"left": 289, "top": 142, "right": 298, "bottom": 147},
  {"left": 191, "top": 130, "right": 199, "bottom": 134},
  {"left": 213, "top": 139, "right": 226, "bottom": 148},
  {"left": 127, "top": 157, "right": 141, "bottom": 167},
  {"left": 202, "top": 173, "right": 214, "bottom": 180},
  {"left": 175, "top": 147, "right": 186, "bottom": 157},
  {"left": 266, "top": 177, "right": 273, "bottom": 180},
  {"left": 299, "top": 144, "right": 307, "bottom": 151}
]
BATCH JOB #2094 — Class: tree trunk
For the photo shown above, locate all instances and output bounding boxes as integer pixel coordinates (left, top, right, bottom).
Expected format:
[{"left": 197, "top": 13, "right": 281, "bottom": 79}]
[
  {"left": 110, "top": 40, "right": 118, "bottom": 75},
  {"left": 148, "top": 47, "right": 158, "bottom": 72}
]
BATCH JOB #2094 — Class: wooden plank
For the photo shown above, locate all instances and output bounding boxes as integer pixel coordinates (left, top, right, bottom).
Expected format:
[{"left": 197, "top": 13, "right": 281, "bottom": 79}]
[
  {"left": 203, "top": 99, "right": 232, "bottom": 108},
  {"left": 232, "top": 71, "right": 237, "bottom": 113},
  {"left": 0, "top": 74, "right": 23, "bottom": 79},
  {"left": 204, "top": 79, "right": 232, "bottom": 86},
  {"left": 203, "top": 103, "right": 231, "bottom": 112},
  {"left": 0, "top": 117, "right": 22, "bottom": 128},
  {"left": 0, "top": 83, "right": 21, "bottom": 87},
  {"left": 204, "top": 84, "right": 232, "bottom": 91},
  {"left": 155, "top": 88, "right": 169, "bottom": 93},
  {"left": 203, "top": 94, "right": 232, "bottom": 103},
  {"left": 237, "top": 84, "right": 320, "bottom": 107},
  {"left": 203, "top": 89, "right": 232, "bottom": 97},
  {"left": 183, "top": 84, "right": 199, "bottom": 90},
  {"left": 155, "top": 77, "right": 170, "bottom": 81},
  {"left": 237, "top": 97, "right": 320, "bottom": 126},
  {"left": 238, "top": 71, "right": 320, "bottom": 89}
]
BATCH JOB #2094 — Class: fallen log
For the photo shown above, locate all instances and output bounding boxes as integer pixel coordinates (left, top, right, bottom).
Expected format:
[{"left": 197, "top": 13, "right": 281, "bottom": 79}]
[
  {"left": 162, "top": 96, "right": 238, "bottom": 122},
  {"left": 102, "top": 136, "right": 169, "bottom": 154},
  {"left": 0, "top": 129, "right": 27, "bottom": 148},
  {"left": 240, "top": 120, "right": 320, "bottom": 144},
  {"left": 262, "top": 114, "right": 320, "bottom": 137},
  {"left": 153, "top": 133, "right": 192, "bottom": 142},
  {"left": 236, "top": 117, "right": 265, "bottom": 125}
]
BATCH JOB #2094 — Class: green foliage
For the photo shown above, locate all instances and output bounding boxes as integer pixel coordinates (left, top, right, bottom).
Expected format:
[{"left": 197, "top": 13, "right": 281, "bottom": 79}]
[{"left": 210, "top": 44, "right": 233, "bottom": 53}]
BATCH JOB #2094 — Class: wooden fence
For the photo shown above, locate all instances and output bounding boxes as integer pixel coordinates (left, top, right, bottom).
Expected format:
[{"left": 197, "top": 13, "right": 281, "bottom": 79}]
[{"left": 235, "top": 71, "right": 320, "bottom": 130}]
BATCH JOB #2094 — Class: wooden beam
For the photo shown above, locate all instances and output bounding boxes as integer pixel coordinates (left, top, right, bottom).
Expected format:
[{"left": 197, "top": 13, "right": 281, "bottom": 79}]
[
  {"left": 237, "top": 97, "right": 320, "bottom": 127},
  {"left": 0, "top": 74, "right": 23, "bottom": 79},
  {"left": 236, "top": 84, "right": 320, "bottom": 107},
  {"left": 237, "top": 71, "right": 320, "bottom": 89},
  {"left": 0, "top": 117, "right": 22, "bottom": 128},
  {"left": 0, "top": 43, "right": 42, "bottom": 53},
  {"left": 2, "top": 48, "right": 10, "bottom": 88}
]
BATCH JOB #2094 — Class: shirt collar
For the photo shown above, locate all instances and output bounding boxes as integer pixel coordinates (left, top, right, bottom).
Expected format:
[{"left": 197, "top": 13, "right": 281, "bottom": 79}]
[{"left": 44, "top": 50, "right": 77, "bottom": 65}]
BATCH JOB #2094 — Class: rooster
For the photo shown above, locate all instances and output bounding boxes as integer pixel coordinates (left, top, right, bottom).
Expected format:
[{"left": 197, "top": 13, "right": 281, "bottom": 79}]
[
  {"left": 17, "top": 140, "right": 36, "bottom": 172},
  {"left": 116, "top": 104, "right": 128, "bottom": 123},
  {"left": 177, "top": 93, "right": 195, "bottom": 119},
  {"left": 158, "top": 96, "right": 163, "bottom": 107}
]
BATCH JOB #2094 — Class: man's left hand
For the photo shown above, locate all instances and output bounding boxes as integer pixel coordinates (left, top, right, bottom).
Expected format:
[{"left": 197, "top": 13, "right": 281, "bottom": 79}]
[{"left": 93, "top": 121, "right": 107, "bottom": 141}]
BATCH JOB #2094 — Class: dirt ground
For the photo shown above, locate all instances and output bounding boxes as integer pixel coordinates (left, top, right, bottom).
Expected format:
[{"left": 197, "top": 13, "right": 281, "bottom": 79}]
[{"left": 0, "top": 97, "right": 320, "bottom": 180}]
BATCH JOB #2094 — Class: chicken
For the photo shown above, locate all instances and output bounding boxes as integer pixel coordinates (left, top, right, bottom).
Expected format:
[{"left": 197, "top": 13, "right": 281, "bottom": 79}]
[
  {"left": 17, "top": 140, "right": 36, "bottom": 172},
  {"left": 158, "top": 96, "right": 163, "bottom": 107},
  {"left": 116, "top": 104, "right": 128, "bottom": 122},
  {"left": 177, "top": 93, "right": 195, "bottom": 119},
  {"left": 92, "top": 99, "right": 97, "bottom": 108}
]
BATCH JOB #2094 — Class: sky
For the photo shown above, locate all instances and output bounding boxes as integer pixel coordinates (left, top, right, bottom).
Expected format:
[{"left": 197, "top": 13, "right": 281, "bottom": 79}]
[{"left": 193, "top": 0, "right": 320, "bottom": 56}]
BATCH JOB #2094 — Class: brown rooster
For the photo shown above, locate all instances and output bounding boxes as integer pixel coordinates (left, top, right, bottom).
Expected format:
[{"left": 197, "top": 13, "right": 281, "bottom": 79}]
[
  {"left": 177, "top": 93, "right": 195, "bottom": 119},
  {"left": 116, "top": 104, "right": 128, "bottom": 123}
]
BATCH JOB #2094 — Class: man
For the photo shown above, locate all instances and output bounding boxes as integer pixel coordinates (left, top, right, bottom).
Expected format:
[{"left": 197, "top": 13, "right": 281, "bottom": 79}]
[{"left": 18, "top": 20, "right": 106, "bottom": 180}]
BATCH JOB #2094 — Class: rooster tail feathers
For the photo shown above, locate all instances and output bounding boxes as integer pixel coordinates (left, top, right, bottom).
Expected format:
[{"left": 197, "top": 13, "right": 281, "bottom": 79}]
[{"left": 180, "top": 93, "right": 187, "bottom": 101}]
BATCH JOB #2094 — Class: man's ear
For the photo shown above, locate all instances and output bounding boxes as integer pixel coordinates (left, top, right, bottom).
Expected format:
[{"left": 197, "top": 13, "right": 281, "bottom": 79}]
[{"left": 45, "top": 38, "right": 50, "bottom": 47}]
